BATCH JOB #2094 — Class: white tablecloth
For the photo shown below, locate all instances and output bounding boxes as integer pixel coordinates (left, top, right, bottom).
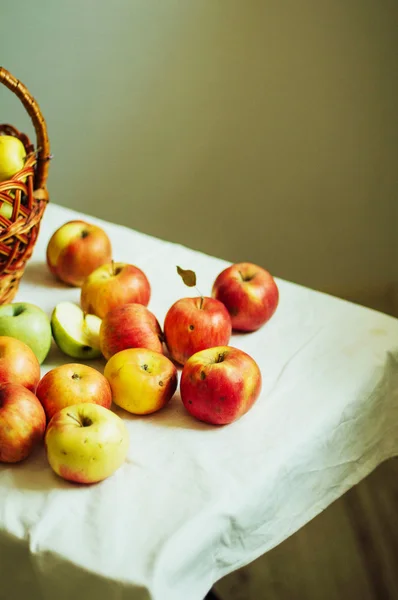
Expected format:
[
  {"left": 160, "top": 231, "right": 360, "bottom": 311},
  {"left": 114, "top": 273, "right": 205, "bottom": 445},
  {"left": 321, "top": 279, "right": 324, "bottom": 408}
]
[{"left": 0, "top": 204, "right": 397, "bottom": 600}]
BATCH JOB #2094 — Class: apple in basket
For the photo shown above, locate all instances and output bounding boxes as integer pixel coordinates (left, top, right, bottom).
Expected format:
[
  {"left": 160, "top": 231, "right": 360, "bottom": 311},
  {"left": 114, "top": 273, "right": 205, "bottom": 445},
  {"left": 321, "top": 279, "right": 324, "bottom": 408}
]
[
  {"left": 81, "top": 262, "right": 151, "bottom": 319},
  {"left": 45, "top": 403, "right": 129, "bottom": 484},
  {"left": 36, "top": 363, "right": 112, "bottom": 422},
  {"left": 0, "top": 336, "right": 41, "bottom": 392},
  {"left": 0, "top": 202, "right": 13, "bottom": 219},
  {"left": 100, "top": 303, "right": 163, "bottom": 360},
  {"left": 46, "top": 220, "right": 112, "bottom": 287},
  {"left": 212, "top": 262, "right": 279, "bottom": 332},
  {"left": 180, "top": 346, "right": 262, "bottom": 425},
  {"left": 0, "top": 382, "right": 46, "bottom": 463},
  {"left": 0, "top": 135, "right": 26, "bottom": 182},
  {"left": 104, "top": 348, "right": 177, "bottom": 415}
]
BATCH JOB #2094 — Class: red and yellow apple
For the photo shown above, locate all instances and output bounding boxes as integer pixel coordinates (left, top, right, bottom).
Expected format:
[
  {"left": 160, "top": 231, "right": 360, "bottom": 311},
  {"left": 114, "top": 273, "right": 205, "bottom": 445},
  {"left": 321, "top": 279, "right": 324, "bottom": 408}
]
[
  {"left": 45, "top": 403, "right": 129, "bottom": 484},
  {"left": 0, "top": 336, "right": 40, "bottom": 392},
  {"left": 0, "top": 382, "right": 46, "bottom": 463},
  {"left": 46, "top": 220, "right": 112, "bottom": 287},
  {"left": 36, "top": 363, "right": 112, "bottom": 422},
  {"left": 100, "top": 303, "right": 163, "bottom": 360},
  {"left": 104, "top": 348, "right": 177, "bottom": 415},
  {"left": 180, "top": 345, "right": 262, "bottom": 425},
  {"left": 81, "top": 262, "right": 151, "bottom": 319},
  {"left": 163, "top": 297, "right": 231, "bottom": 365},
  {"left": 212, "top": 262, "right": 279, "bottom": 332}
]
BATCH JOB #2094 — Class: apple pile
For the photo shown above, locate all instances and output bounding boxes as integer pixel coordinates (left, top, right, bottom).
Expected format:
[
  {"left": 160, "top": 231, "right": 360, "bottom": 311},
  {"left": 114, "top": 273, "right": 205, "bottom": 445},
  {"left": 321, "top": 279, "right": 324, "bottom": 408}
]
[
  {"left": 0, "top": 218, "right": 279, "bottom": 485},
  {"left": 0, "top": 334, "right": 129, "bottom": 482}
]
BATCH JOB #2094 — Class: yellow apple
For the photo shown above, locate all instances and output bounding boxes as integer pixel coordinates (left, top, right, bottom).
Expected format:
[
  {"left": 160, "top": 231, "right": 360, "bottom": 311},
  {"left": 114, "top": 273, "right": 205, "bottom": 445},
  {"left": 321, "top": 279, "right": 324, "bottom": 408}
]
[
  {"left": 46, "top": 220, "right": 112, "bottom": 287},
  {"left": 104, "top": 348, "right": 177, "bottom": 415},
  {"left": 0, "top": 135, "right": 26, "bottom": 182},
  {"left": 45, "top": 403, "right": 129, "bottom": 484}
]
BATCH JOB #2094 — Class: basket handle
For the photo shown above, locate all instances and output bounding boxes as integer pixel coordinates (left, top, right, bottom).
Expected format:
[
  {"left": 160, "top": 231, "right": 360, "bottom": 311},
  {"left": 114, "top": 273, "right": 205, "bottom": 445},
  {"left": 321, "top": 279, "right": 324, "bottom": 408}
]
[{"left": 0, "top": 67, "right": 50, "bottom": 190}]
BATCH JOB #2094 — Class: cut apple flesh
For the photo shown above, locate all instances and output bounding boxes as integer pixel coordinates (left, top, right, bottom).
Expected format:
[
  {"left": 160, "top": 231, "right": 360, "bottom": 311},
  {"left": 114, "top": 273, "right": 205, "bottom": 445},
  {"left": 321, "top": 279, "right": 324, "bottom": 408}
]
[
  {"left": 51, "top": 301, "right": 102, "bottom": 359},
  {"left": 83, "top": 313, "right": 101, "bottom": 348}
]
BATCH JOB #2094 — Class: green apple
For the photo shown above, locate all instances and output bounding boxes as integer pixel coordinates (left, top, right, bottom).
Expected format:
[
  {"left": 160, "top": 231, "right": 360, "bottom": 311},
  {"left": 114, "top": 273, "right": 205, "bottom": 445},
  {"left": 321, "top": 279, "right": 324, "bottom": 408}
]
[
  {"left": 51, "top": 301, "right": 102, "bottom": 359},
  {"left": 0, "top": 136, "right": 26, "bottom": 182},
  {"left": 0, "top": 303, "right": 52, "bottom": 364},
  {"left": 0, "top": 203, "right": 13, "bottom": 220}
]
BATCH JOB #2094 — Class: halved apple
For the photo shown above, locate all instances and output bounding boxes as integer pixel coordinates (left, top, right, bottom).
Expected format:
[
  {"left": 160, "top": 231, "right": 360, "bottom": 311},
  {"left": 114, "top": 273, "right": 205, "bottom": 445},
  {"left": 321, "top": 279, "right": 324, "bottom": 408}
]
[{"left": 51, "top": 301, "right": 102, "bottom": 359}]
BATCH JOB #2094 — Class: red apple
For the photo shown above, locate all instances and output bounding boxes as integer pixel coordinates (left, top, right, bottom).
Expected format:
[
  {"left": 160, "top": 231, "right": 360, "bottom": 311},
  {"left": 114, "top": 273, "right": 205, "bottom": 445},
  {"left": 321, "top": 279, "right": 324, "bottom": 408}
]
[
  {"left": 180, "top": 346, "right": 262, "bottom": 425},
  {"left": 100, "top": 303, "right": 163, "bottom": 360},
  {"left": 36, "top": 363, "right": 112, "bottom": 422},
  {"left": 0, "top": 336, "right": 41, "bottom": 392},
  {"left": 212, "top": 262, "right": 279, "bottom": 332},
  {"left": 163, "top": 297, "right": 231, "bottom": 365},
  {"left": 81, "top": 262, "right": 151, "bottom": 319},
  {"left": 46, "top": 220, "right": 112, "bottom": 287},
  {"left": 0, "top": 383, "right": 46, "bottom": 462}
]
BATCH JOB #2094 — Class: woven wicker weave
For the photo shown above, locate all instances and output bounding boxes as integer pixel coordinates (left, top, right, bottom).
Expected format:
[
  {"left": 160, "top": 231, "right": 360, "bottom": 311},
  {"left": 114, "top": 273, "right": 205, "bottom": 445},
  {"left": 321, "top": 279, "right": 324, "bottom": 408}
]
[{"left": 0, "top": 67, "right": 50, "bottom": 303}]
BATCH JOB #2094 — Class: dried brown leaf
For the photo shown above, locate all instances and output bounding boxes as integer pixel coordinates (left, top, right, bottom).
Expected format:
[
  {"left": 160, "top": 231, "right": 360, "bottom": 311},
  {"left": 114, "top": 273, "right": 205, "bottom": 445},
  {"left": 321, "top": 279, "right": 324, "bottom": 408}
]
[{"left": 176, "top": 266, "right": 197, "bottom": 287}]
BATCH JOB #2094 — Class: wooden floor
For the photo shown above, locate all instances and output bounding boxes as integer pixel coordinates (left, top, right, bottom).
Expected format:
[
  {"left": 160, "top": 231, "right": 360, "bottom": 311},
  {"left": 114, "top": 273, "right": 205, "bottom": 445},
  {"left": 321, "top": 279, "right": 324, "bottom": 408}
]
[
  {"left": 213, "top": 290, "right": 398, "bottom": 600},
  {"left": 214, "top": 459, "right": 398, "bottom": 600}
]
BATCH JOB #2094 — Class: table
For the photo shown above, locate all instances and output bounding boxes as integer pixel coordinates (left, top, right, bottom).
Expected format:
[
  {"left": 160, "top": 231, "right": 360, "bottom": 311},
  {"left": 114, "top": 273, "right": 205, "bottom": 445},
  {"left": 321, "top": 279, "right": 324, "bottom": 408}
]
[{"left": 1, "top": 204, "right": 397, "bottom": 600}]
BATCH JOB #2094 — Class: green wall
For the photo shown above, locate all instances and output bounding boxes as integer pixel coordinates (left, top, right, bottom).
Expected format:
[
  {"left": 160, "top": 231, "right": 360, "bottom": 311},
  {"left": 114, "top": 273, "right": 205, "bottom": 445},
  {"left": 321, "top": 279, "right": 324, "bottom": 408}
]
[{"left": 1, "top": 1, "right": 397, "bottom": 294}]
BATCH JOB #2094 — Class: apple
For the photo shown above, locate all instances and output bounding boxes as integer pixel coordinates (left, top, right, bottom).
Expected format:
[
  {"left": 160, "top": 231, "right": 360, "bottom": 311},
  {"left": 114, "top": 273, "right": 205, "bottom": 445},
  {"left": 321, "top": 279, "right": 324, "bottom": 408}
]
[
  {"left": 0, "top": 202, "right": 13, "bottom": 220},
  {"left": 46, "top": 220, "right": 112, "bottom": 287},
  {"left": 0, "top": 336, "right": 40, "bottom": 392},
  {"left": 212, "top": 262, "right": 279, "bottom": 332},
  {"left": 0, "top": 302, "right": 52, "bottom": 364},
  {"left": 45, "top": 403, "right": 129, "bottom": 484},
  {"left": 0, "top": 135, "right": 26, "bottom": 182},
  {"left": 163, "top": 296, "right": 231, "bottom": 365},
  {"left": 36, "top": 363, "right": 112, "bottom": 422},
  {"left": 51, "top": 301, "right": 102, "bottom": 359},
  {"left": 0, "top": 382, "right": 46, "bottom": 463},
  {"left": 180, "top": 345, "right": 262, "bottom": 425},
  {"left": 81, "top": 262, "right": 151, "bottom": 319},
  {"left": 104, "top": 348, "right": 177, "bottom": 415},
  {"left": 100, "top": 303, "right": 163, "bottom": 360}
]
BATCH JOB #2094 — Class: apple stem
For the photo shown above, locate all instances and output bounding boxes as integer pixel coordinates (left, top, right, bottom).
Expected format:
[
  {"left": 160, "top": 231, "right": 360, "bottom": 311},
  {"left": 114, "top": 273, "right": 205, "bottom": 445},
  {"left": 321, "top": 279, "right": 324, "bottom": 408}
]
[
  {"left": 111, "top": 260, "right": 115, "bottom": 276},
  {"left": 239, "top": 270, "right": 255, "bottom": 282},
  {"left": 195, "top": 287, "right": 205, "bottom": 309},
  {"left": 67, "top": 412, "right": 82, "bottom": 427}
]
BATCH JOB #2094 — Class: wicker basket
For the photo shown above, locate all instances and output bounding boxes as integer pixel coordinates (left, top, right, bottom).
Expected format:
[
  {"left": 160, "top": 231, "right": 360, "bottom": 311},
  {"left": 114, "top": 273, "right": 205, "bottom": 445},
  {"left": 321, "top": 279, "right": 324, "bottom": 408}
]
[{"left": 0, "top": 67, "right": 50, "bottom": 304}]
